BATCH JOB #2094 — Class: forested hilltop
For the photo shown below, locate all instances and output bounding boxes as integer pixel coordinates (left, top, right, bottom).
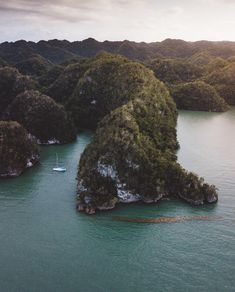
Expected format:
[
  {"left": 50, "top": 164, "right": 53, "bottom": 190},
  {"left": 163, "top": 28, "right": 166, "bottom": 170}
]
[{"left": 1, "top": 38, "right": 234, "bottom": 109}]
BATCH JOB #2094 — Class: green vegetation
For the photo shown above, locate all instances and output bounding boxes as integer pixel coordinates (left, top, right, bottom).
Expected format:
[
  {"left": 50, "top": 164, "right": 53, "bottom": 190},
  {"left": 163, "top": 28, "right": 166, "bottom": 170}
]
[
  {"left": 4, "top": 90, "right": 76, "bottom": 144},
  {"left": 1, "top": 38, "right": 235, "bottom": 64},
  {"left": 148, "top": 58, "right": 204, "bottom": 84},
  {"left": 46, "top": 62, "right": 88, "bottom": 104},
  {"left": 205, "top": 63, "right": 235, "bottom": 105},
  {"left": 0, "top": 57, "right": 7, "bottom": 67},
  {"left": 67, "top": 53, "right": 166, "bottom": 129},
  {"left": 171, "top": 81, "right": 229, "bottom": 112},
  {"left": 0, "top": 121, "right": 39, "bottom": 177},
  {"left": 0, "top": 67, "right": 36, "bottom": 116},
  {"left": 205, "top": 57, "right": 228, "bottom": 74},
  {"left": 188, "top": 52, "right": 214, "bottom": 66},
  {"left": 76, "top": 57, "right": 218, "bottom": 214},
  {"left": 38, "top": 65, "right": 64, "bottom": 88},
  {"left": 147, "top": 57, "right": 230, "bottom": 111},
  {"left": 15, "top": 54, "right": 53, "bottom": 77}
]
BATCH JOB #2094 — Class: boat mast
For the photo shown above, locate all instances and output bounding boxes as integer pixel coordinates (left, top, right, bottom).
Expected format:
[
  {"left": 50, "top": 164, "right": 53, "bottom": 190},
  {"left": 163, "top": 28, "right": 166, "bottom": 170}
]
[{"left": 56, "top": 153, "right": 59, "bottom": 167}]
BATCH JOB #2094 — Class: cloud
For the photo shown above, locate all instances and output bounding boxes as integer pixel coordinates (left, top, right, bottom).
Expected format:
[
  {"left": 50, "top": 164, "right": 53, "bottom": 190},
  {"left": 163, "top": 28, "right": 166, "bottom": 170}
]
[
  {"left": 202, "top": 0, "right": 235, "bottom": 3},
  {"left": 0, "top": 0, "right": 235, "bottom": 42},
  {"left": 0, "top": 0, "right": 111, "bottom": 23},
  {"left": 0, "top": 4, "right": 36, "bottom": 14},
  {"left": 0, "top": 0, "right": 154, "bottom": 41},
  {"left": 222, "top": 0, "right": 235, "bottom": 3},
  {"left": 0, "top": 0, "right": 156, "bottom": 27},
  {"left": 0, "top": 0, "right": 151, "bottom": 16}
]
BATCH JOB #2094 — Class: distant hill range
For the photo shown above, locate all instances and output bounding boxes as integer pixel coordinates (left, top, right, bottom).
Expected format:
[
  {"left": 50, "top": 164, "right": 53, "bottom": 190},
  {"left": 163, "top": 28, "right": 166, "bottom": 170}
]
[{"left": 1, "top": 38, "right": 235, "bottom": 64}]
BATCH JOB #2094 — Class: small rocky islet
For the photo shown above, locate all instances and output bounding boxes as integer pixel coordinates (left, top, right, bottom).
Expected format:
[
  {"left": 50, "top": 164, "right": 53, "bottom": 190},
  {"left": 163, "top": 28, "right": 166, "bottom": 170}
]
[
  {"left": 0, "top": 121, "right": 39, "bottom": 177},
  {"left": 2, "top": 38, "right": 235, "bottom": 212}
]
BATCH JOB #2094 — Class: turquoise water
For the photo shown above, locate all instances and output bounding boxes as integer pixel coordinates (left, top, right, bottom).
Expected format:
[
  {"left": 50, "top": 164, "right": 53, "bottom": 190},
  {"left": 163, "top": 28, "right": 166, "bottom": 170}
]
[{"left": 0, "top": 110, "right": 235, "bottom": 292}]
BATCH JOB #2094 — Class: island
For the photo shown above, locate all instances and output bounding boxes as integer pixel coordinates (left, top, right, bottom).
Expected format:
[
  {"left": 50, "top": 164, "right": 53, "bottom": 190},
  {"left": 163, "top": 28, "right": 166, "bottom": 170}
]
[
  {"left": 0, "top": 121, "right": 39, "bottom": 177},
  {"left": 74, "top": 55, "right": 218, "bottom": 214},
  {"left": 171, "top": 81, "right": 229, "bottom": 112},
  {"left": 3, "top": 90, "right": 76, "bottom": 144}
]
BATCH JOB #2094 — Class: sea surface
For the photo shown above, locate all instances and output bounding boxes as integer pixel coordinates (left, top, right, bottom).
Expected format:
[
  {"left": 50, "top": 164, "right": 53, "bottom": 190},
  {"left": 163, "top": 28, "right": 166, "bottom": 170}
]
[{"left": 0, "top": 109, "right": 235, "bottom": 292}]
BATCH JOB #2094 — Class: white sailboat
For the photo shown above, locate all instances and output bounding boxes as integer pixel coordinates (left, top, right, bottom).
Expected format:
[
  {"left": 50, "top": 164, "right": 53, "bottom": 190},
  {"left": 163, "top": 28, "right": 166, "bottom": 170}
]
[{"left": 53, "top": 153, "right": 66, "bottom": 172}]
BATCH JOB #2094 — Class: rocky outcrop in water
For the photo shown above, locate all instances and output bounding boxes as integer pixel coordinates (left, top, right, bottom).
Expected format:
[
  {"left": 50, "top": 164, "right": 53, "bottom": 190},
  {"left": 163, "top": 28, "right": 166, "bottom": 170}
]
[
  {"left": 0, "top": 121, "right": 39, "bottom": 177},
  {"left": 3, "top": 90, "right": 76, "bottom": 144},
  {"left": 171, "top": 81, "right": 229, "bottom": 112},
  {"left": 76, "top": 56, "right": 218, "bottom": 214}
]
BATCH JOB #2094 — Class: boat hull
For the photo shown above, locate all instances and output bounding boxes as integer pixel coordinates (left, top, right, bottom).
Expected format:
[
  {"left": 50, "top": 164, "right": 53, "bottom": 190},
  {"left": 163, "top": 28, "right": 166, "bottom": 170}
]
[{"left": 53, "top": 167, "right": 66, "bottom": 172}]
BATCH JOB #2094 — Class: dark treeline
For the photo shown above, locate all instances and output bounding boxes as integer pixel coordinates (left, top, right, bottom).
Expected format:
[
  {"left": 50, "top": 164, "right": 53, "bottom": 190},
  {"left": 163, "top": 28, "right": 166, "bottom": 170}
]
[{"left": 1, "top": 38, "right": 235, "bottom": 64}]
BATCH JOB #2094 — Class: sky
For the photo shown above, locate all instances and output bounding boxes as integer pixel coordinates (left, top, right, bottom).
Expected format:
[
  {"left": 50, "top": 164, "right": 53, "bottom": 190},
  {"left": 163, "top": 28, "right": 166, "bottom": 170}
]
[{"left": 0, "top": 0, "right": 235, "bottom": 43}]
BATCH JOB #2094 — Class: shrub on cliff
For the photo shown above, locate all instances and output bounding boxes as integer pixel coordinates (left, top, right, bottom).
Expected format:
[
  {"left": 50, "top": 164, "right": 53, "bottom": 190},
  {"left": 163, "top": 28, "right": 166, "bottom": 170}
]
[
  {"left": 0, "top": 121, "right": 39, "bottom": 177},
  {"left": 4, "top": 90, "right": 76, "bottom": 144},
  {"left": 0, "top": 67, "right": 36, "bottom": 115},
  {"left": 171, "top": 81, "right": 229, "bottom": 112}
]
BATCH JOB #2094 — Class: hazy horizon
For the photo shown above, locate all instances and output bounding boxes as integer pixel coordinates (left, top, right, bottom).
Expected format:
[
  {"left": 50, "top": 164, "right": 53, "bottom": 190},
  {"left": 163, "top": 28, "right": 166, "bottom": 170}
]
[
  {"left": 2, "top": 37, "right": 235, "bottom": 44},
  {"left": 0, "top": 0, "right": 235, "bottom": 43}
]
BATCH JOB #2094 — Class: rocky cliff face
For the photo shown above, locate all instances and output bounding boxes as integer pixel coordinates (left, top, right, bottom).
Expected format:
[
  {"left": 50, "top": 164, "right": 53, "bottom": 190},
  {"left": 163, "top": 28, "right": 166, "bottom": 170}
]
[
  {"left": 0, "top": 121, "right": 40, "bottom": 177},
  {"left": 76, "top": 56, "right": 218, "bottom": 214}
]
